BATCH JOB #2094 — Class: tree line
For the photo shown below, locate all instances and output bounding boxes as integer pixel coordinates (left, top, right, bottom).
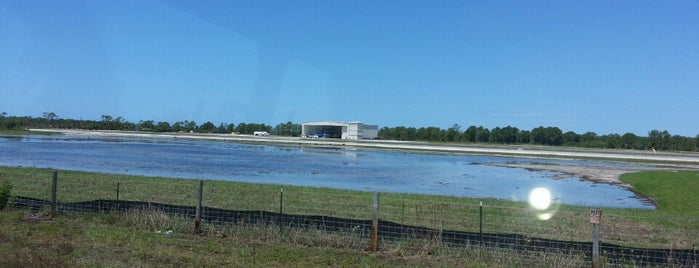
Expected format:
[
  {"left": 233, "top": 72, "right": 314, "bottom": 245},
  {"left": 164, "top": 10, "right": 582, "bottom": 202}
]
[
  {"left": 2, "top": 112, "right": 697, "bottom": 152},
  {"left": 0, "top": 112, "right": 301, "bottom": 137},
  {"left": 378, "top": 124, "right": 699, "bottom": 152}
]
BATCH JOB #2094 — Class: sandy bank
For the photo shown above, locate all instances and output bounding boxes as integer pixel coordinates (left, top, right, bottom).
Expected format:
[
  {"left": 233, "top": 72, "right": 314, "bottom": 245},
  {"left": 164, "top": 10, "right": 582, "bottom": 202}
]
[{"left": 484, "top": 162, "right": 655, "bottom": 188}]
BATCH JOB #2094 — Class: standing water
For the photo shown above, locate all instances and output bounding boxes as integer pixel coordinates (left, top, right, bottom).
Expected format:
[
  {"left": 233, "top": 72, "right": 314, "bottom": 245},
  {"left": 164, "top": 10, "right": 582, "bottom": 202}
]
[{"left": 0, "top": 135, "right": 653, "bottom": 209}]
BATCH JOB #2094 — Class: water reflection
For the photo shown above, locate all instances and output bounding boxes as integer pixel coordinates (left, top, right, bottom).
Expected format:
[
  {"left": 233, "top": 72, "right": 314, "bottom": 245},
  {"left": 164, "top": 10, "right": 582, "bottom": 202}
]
[
  {"left": 0, "top": 135, "right": 25, "bottom": 141},
  {"left": 0, "top": 135, "right": 655, "bottom": 209},
  {"left": 301, "top": 147, "right": 358, "bottom": 158}
]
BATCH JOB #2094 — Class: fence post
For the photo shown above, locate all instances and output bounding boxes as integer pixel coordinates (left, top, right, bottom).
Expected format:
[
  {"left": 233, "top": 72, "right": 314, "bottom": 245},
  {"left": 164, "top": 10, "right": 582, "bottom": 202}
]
[
  {"left": 279, "top": 188, "right": 284, "bottom": 237},
  {"left": 370, "top": 192, "right": 380, "bottom": 251},
  {"left": 50, "top": 170, "right": 58, "bottom": 218},
  {"left": 590, "top": 208, "right": 602, "bottom": 268},
  {"left": 479, "top": 201, "right": 483, "bottom": 244},
  {"left": 116, "top": 181, "right": 120, "bottom": 201},
  {"left": 194, "top": 180, "right": 203, "bottom": 234}
]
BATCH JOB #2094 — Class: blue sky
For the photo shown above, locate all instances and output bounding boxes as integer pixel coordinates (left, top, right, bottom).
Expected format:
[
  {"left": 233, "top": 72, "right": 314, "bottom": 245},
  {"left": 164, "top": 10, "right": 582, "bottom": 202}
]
[{"left": 1, "top": 1, "right": 697, "bottom": 136}]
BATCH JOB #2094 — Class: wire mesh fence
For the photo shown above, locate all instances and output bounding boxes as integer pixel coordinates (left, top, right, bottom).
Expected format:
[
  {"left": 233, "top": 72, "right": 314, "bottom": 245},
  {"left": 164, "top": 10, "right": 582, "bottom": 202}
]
[{"left": 1, "top": 168, "right": 697, "bottom": 266}]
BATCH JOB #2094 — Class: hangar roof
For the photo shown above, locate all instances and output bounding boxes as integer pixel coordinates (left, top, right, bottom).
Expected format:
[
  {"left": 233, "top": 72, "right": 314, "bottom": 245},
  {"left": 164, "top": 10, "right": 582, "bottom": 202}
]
[{"left": 302, "top": 121, "right": 364, "bottom": 126}]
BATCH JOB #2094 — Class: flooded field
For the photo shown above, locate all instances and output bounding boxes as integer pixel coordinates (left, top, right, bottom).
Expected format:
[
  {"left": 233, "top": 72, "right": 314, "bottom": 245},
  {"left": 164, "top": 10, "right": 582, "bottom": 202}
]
[{"left": 0, "top": 134, "right": 655, "bottom": 208}]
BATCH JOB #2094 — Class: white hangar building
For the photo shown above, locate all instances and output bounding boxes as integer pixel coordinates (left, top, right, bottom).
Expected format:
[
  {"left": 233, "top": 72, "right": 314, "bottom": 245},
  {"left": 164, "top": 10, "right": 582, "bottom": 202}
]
[{"left": 301, "top": 121, "right": 379, "bottom": 140}]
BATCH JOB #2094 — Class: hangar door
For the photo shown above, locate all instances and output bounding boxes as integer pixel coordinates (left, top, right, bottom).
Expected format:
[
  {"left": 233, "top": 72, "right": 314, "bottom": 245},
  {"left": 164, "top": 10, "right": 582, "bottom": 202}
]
[{"left": 304, "top": 124, "right": 343, "bottom": 138}]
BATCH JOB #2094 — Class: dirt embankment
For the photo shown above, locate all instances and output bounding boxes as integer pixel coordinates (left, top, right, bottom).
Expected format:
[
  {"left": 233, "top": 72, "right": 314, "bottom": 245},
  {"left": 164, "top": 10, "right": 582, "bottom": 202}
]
[{"left": 485, "top": 162, "right": 650, "bottom": 188}]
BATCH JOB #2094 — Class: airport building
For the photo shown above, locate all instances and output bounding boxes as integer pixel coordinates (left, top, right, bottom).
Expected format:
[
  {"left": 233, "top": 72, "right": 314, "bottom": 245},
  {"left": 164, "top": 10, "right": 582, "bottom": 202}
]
[{"left": 301, "top": 121, "right": 379, "bottom": 140}]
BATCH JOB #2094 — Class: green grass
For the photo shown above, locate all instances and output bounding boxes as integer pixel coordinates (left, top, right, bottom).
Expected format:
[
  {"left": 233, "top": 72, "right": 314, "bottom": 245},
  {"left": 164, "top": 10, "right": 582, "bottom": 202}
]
[
  {"left": 0, "top": 209, "right": 593, "bottom": 267},
  {"left": 620, "top": 170, "right": 699, "bottom": 217},
  {"left": 1, "top": 166, "right": 697, "bottom": 249},
  {"left": 1, "top": 166, "right": 697, "bottom": 266},
  {"left": 0, "top": 210, "right": 379, "bottom": 267}
]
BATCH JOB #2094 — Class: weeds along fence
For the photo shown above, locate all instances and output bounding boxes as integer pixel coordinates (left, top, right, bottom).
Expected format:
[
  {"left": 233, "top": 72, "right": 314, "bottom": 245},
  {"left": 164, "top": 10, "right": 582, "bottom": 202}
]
[{"left": 1, "top": 168, "right": 698, "bottom": 267}]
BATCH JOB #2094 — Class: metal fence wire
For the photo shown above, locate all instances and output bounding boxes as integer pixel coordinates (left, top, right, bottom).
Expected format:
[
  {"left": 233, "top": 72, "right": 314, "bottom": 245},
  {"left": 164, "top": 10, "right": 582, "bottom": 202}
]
[{"left": 1, "top": 169, "right": 697, "bottom": 267}]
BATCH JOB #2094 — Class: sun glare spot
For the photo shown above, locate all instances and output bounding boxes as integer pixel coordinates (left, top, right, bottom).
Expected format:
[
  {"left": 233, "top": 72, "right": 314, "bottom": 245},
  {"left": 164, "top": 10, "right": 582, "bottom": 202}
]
[
  {"left": 528, "top": 187, "right": 551, "bottom": 210},
  {"left": 538, "top": 212, "right": 553, "bottom": 220}
]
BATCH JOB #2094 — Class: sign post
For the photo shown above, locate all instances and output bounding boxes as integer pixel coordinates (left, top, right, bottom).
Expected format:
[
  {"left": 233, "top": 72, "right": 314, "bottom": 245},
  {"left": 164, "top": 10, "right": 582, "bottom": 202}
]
[{"left": 589, "top": 208, "right": 602, "bottom": 268}]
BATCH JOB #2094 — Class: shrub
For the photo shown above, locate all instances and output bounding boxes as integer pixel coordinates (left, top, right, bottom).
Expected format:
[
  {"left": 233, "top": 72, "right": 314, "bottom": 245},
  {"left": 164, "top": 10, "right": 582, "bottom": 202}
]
[{"left": 0, "top": 180, "right": 12, "bottom": 210}]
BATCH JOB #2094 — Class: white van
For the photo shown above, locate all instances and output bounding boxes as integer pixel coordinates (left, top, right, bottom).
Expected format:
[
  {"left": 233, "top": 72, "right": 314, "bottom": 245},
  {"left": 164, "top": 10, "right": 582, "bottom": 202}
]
[{"left": 253, "top": 131, "right": 270, "bottom": 136}]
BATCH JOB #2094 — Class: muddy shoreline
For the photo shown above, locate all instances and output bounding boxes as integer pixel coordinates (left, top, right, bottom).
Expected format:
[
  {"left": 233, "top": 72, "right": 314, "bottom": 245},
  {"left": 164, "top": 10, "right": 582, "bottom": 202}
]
[{"left": 482, "top": 162, "right": 675, "bottom": 207}]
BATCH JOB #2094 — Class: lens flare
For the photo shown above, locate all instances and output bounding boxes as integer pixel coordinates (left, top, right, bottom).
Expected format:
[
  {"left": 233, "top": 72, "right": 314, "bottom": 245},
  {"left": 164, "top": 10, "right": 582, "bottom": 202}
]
[
  {"left": 537, "top": 212, "right": 553, "bottom": 220},
  {"left": 528, "top": 187, "right": 551, "bottom": 210},
  {"left": 527, "top": 187, "right": 559, "bottom": 220}
]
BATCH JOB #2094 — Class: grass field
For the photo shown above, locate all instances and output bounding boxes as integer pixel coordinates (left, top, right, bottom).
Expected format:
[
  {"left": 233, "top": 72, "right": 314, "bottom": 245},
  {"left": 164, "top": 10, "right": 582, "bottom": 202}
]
[
  {"left": 0, "top": 208, "right": 595, "bottom": 267},
  {"left": 620, "top": 170, "right": 699, "bottom": 217},
  {"left": 0, "top": 166, "right": 697, "bottom": 267}
]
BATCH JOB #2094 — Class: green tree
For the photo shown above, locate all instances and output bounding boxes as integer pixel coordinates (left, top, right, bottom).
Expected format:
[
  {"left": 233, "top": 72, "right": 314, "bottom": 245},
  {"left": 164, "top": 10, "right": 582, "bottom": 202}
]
[
  {"left": 138, "top": 120, "right": 155, "bottom": 131},
  {"left": 445, "top": 124, "right": 461, "bottom": 142},
  {"left": 661, "top": 130, "right": 672, "bottom": 150},
  {"left": 517, "top": 130, "right": 531, "bottom": 144},
  {"left": 114, "top": 116, "right": 129, "bottom": 130},
  {"left": 42, "top": 112, "right": 58, "bottom": 121},
  {"left": 185, "top": 121, "right": 198, "bottom": 132},
  {"left": 380, "top": 126, "right": 420, "bottom": 141},
  {"left": 404, "top": 127, "right": 417, "bottom": 141},
  {"left": 101, "top": 115, "right": 113, "bottom": 122},
  {"left": 273, "top": 121, "right": 297, "bottom": 136},
  {"left": 604, "top": 134, "right": 621, "bottom": 149},
  {"left": 621, "top": 133, "right": 638, "bottom": 149},
  {"left": 416, "top": 127, "right": 443, "bottom": 141},
  {"left": 500, "top": 126, "right": 519, "bottom": 144},
  {"left": 463, "top": 126, "right": 477, "bottom": 142},
  {"left": 199, "top": 121, "right": 216, "bottom": 133},
  {"left": 289, "top": 123, "right": 302, "bottom": 137},
  {"left": 217, "top": 123, "right": 227, "bottom": 134},
  {"left": 531, "top": 126, "right": 563, "bottom": 146},
  {"left": 100, "top": 115, "right": 114, "bottom": 130},
  {"left": 235, "top": 123, "right": 271, "bottom": 135},
  {"left": 156, "top": 121, "right": 171, "bottom": 132},
  {"left": 378, "top": 127, "right": 392, "bottom": 139},
  {"left": 172, "top": 121, "right": 197, "bottom": 132},
  {"left": 235, "top": 123, "right": 249, "bottom": 134},
  {"left": 562, "top": 131, "right": 580, "bottom": 146},
  {"left": 580, "top": 132, "right": 597, "bottom": 146},
  {"left": 463, "top": 126, "right": 478, "bottom": 142},
  {"left": 415, "top": 127, "right": 428, "bottom": 141},
  {"left": 172, "top": 121, "right": 183, "bottom": 132},
  {"left": 648, "top": 130, "right": 662, "bottom": 150},
  {"left": 226, "top": 123, "right": 236, "bottom": 134},
  {"left": 549, "top": 127, "right": 564, "bottom": 146},
  {"left": 489, "top": 127, "right": 502, "bottom": 143},
  {"left": 476, "top": 126, "right": 490, "bottom": 143},
  {"left": 670, "top": 135, "right": 696, "bottom": 151}
]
